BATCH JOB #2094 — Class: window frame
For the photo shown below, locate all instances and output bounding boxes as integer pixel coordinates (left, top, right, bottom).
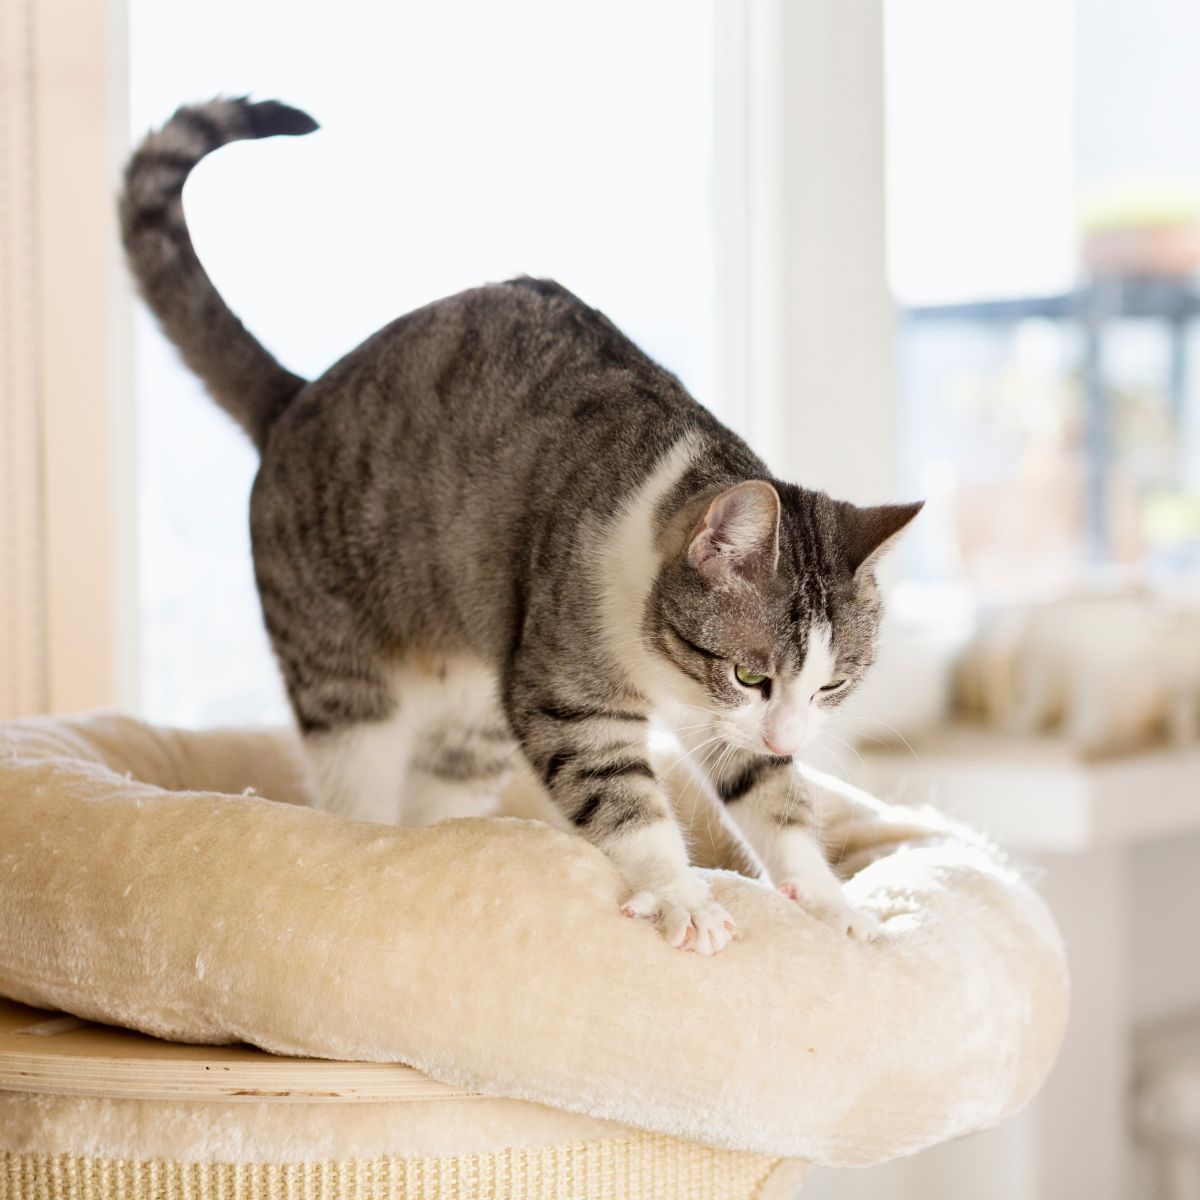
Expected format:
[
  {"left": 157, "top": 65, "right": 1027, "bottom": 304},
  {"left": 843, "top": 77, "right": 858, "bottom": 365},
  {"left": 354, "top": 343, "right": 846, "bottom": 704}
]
[{"left": 14, "top": 0, "right": 896, "bottom": 718}]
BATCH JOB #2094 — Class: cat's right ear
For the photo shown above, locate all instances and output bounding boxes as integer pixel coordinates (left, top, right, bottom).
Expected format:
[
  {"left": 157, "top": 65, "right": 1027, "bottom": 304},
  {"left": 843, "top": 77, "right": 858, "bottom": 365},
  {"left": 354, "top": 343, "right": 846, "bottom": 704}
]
[
  {"left": 837, "top": 499, "right": 924, "bottom": 573},
  {"left": 687, "top": 481, "right": 781, "bottom": 581}
]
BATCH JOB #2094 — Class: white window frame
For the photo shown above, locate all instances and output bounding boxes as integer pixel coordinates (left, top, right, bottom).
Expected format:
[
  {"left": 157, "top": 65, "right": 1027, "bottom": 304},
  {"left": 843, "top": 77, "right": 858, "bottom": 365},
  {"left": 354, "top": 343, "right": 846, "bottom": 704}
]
[
  {"left": 714, "top": 0, "right": 897, "bottom": 505},
  {"left": 6, "top": 0, "right": 899, "bottom": 713}
]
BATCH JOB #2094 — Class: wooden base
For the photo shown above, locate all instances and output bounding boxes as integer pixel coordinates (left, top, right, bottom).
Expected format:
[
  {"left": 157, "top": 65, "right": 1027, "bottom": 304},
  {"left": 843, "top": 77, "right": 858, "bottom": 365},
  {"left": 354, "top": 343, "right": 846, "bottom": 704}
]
[{"left": 0, "top": 999, "right": 478, "bottom": 1104}]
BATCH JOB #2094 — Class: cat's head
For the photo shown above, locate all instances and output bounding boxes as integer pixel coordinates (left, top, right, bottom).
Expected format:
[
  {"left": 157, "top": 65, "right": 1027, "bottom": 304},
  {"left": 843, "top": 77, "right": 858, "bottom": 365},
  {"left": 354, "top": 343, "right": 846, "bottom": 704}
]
[{"left": 646, "top": 481, "right": 921, "bottom": 757}]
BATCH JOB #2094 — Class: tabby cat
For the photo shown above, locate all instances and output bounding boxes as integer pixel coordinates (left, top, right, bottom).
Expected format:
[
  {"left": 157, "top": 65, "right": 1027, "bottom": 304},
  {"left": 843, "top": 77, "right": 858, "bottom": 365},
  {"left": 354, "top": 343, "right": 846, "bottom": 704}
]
[{"left": 121, "top": 98, "right": 920, "bottom": 955}]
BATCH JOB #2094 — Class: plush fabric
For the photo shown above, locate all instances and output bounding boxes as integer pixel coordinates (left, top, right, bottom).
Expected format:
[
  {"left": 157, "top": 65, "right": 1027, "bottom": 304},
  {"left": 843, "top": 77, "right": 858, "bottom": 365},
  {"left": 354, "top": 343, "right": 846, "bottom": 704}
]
[
  {"left": 0, "top": 712, "right": 1068, "bottom": 1168},
  {"left": 0, "top": 1092, "right": 643, "bottom": 1162}
]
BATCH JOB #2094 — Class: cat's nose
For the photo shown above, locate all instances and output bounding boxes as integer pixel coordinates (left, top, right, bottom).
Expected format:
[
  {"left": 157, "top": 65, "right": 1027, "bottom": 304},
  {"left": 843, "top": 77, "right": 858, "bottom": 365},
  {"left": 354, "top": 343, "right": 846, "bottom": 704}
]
[{"left": 764, "top": 734, "right": 799, "bottom": 757}]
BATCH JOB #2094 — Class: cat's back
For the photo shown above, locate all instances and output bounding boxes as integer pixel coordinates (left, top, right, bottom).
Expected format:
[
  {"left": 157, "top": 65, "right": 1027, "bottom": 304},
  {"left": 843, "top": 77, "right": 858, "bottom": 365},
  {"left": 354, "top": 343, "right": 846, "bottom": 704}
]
[
  {"left": 248, "top": 276, "right": 758, "bottom": 653},
  {"left": 256, "top": 277, "right": 730, "bottom": 545},
  {"left": 268, "top": 276, "right": 705, "bottom": 454}
]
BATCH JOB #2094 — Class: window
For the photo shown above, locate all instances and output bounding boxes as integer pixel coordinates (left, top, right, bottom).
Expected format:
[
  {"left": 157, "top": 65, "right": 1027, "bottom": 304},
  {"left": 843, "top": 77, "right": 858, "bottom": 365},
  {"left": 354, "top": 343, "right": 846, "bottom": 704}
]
[
  {"left": 886, "top": 0, "right": 1200, "bottom": 597},
  {"left": 129, "top": 0, "right": 718, "bottom": 725}
]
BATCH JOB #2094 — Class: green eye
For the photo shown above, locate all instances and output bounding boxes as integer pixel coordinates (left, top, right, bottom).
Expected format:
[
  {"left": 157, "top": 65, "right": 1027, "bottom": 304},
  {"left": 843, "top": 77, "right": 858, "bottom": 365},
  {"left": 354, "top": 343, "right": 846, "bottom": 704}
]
[
  {"left": 735, "top": 665, "right": 768, "bottom": 688},
  {"left": 819, "top": 679, "right": 847, "bottom": 693}
]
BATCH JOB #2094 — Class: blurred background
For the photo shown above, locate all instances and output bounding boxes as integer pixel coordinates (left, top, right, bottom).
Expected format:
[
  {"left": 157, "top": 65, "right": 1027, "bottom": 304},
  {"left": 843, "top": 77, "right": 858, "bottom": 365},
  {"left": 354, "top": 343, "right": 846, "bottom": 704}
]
[{"left": 2, "top": 1, "right": 1199, "bottom": 1196}]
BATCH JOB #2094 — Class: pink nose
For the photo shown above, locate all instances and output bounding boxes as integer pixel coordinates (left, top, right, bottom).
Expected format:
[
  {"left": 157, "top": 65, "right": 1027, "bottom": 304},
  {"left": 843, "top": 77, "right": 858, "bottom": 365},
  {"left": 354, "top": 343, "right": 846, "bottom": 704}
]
[{"left": 764, "top": 735, "right": 797, "bottom": 758}]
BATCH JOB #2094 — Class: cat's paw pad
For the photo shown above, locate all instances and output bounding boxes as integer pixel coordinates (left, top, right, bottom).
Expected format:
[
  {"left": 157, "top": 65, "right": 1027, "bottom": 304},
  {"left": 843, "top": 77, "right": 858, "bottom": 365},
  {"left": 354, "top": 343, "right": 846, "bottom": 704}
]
[
  {"left": 622, "top": 889, "right": 737, "bottom": 956},
  {"left": 779, "top": 881, "right": 880, "bottom": 942}
]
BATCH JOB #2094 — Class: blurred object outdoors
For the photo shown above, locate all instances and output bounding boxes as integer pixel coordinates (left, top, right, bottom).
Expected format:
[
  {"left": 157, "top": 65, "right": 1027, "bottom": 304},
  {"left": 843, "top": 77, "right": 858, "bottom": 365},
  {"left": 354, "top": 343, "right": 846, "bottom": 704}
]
[
  {"left": 955, "top": 588, "right": 1200, "bottom": 757},
  {"left": 1081, "top": 184, "right": 1200, "bottom": 279},
  {"left": 889, "top": 1, "right": 1200, "bottom": 603},
  {"left": 1132, "top": 1014, "right": 1200, "bottom": 1200},
  {"left": 876, "top": 0, "right": 1200, "bottom": 759},
  {"left": 129, "top": 0, "right": 717, "bottom": 727}
]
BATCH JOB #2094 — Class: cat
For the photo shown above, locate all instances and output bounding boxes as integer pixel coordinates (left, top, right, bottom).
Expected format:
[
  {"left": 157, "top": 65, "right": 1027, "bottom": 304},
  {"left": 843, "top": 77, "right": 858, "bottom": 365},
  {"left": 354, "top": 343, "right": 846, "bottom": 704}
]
[{"left": 120, "top": 97, "right": 920, "bottom": 955}]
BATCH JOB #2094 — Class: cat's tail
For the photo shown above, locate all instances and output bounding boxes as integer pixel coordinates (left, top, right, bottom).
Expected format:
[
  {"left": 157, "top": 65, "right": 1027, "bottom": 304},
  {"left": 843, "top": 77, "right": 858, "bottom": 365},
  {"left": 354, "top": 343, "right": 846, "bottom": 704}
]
[{"left": 120, "top": 97, "right": 318, "bottom": 450}]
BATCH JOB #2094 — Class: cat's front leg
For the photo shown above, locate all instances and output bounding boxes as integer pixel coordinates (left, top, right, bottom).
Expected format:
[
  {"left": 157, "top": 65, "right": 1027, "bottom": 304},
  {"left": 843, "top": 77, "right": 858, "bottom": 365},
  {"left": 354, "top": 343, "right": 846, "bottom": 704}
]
[
  {"left": 508, "top": 688, "right": 737, "bottom": 955},
  {"left": 716, "top": 752, "right": 879, "bottom": 941}
]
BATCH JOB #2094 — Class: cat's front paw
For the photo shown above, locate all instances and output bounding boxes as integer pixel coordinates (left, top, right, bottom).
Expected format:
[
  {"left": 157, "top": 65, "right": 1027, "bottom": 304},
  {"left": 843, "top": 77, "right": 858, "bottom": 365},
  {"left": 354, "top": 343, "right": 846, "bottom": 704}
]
[
  {"left": 779, "top": 880, "right": 880, "bottom": 942},
  {"left": 621, "top": 886, "right": 738, "bottom": 956}
]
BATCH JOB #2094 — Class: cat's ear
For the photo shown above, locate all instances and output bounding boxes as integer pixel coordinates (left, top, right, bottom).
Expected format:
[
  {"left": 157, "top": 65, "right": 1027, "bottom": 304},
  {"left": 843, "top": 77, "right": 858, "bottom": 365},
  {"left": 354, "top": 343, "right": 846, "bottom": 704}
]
[
  {"left": 687, "top": 481, "right": 781, "bottom": 581},
  {"left": 838, "top": 500, "right": 923, "bottom": 573}
]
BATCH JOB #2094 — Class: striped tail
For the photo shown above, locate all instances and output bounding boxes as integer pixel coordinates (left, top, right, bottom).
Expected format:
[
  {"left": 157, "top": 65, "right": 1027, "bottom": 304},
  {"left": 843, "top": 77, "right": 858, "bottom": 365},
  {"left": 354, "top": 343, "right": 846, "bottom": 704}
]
[{"left": 119, "top": 97, "right": 318, "bottom": 450}]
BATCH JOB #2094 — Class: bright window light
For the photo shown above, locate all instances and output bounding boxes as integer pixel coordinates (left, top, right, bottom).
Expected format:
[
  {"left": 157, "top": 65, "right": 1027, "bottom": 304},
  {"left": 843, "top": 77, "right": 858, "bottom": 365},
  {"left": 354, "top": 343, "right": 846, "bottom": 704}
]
[
  {"left": 884, "top": 0, "right": 1076, "bottom": 304},
  {"left": 129, "top": 1, "right": 717, "bottom": 726}
]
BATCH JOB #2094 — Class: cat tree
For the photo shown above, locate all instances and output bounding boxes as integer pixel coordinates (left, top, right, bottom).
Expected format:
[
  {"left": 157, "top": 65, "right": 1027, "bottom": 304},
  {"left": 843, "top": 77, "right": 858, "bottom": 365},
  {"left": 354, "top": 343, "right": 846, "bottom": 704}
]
[{"left": 0, "top": 712, "right": 1068, "bottom": 1199}]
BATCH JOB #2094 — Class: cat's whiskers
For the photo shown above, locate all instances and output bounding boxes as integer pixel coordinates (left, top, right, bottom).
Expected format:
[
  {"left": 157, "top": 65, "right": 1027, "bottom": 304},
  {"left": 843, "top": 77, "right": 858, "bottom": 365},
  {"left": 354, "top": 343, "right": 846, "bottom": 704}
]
[
  {"left": 777, "top": 767, "right": 800, "bottom": 832},
  {"left": 826, "top": 724, "right": 890, "bottom": 750},
  {"left": 817, "top": 730, "right": 865, "bottom": 773},
  {"left": 816, "top": 756, "right": 869, "bottom": 870},
  {"left": 661, "top": 735, "right": 717, "bottom": 851},
  {"left": 830, "top": 800, "right": 858, "bottom": 877},
  {"left": 687, "top": 737, "right": 736, "bottom": 855},
  {"left": 657, "top": 703, "right": 721, "bottom": 744},
  {"left": 661, "top": 720, "right": 718, "bottom": 735},
  {"left": 826, "top": 714, "right": 922, "bottom": 763},
  {"left": 683, "top": 736, "right": 729, "bottom": 791},
  {"left": 655, "top": 734, "right": 726, "bottom": 787},
  {"left": 665, "top": 701, "right": 722, "bottom": 721},
  {"left": 814, "top": 768, "right": 859, "bottom": 876},
  {"left": 808, "top": 735, "right": 856, "bottom": 783},
  {"left": 703, "top": 742, "right": 740, "bottom": 852}
]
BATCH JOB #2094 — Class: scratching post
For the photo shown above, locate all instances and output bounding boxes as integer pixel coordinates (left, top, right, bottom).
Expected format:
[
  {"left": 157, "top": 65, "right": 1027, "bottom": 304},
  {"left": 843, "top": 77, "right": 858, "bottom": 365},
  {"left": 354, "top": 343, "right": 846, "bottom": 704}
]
[{"left": 0, "top": 712, "right": 1068, "bottom": 1197}]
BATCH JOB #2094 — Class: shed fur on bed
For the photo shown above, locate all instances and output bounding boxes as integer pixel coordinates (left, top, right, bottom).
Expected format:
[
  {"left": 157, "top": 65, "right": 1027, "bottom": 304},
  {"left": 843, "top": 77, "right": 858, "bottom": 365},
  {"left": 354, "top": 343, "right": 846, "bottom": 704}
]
[{"left": 0, "top": 711, "right": 1067, "bottom": 1173}]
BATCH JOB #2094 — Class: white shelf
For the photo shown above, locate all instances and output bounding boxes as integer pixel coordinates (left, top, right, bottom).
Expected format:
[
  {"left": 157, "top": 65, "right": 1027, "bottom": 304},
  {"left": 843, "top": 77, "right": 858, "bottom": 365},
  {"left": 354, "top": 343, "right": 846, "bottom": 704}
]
[{"left": 861, "top": 725, "right": 1200, "bottom": 854}]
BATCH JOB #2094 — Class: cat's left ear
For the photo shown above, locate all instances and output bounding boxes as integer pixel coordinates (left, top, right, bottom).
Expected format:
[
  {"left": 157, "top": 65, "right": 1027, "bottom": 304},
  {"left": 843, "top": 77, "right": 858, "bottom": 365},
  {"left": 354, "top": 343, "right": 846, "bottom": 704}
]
[
  {"left": 838, "top": 500, "right": 924, "bottom": 573},
  {"left": 687, "top": 480, "right": 781, "bottom": 581}
]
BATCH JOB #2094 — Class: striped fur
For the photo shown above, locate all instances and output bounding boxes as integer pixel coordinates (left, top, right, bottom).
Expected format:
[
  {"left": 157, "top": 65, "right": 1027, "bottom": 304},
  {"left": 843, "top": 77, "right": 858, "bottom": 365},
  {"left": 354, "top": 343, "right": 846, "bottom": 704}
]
[
  {"left": 119, "top": 97, "right": 920, "bottom": 953},
  {"left": 120, "top": 98, "right": 317, "bottom": 448}
]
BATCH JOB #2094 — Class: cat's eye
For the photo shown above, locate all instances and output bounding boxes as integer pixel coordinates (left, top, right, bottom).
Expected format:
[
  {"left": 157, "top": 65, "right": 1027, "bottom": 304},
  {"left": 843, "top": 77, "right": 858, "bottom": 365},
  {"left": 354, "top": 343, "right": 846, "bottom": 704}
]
[
  {"left": 735, "top": 665, "right": 769, "bottom": 688},
  {"left": 819, "top": 679, "right": 847, "bottom": 693}
]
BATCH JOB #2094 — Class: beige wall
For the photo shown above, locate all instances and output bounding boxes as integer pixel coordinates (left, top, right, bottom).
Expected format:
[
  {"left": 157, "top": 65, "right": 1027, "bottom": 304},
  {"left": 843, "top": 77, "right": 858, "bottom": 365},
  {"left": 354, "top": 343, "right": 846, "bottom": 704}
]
[{"left": 0, "top": 0, "right": 133, "bottom": 718}]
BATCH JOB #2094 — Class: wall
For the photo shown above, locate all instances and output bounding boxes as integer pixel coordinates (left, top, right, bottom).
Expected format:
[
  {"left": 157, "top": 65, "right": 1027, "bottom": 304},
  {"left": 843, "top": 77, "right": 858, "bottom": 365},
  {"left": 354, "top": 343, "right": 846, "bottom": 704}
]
[{"left": 0, "top": 0, "right": 134, "bottom": 717}]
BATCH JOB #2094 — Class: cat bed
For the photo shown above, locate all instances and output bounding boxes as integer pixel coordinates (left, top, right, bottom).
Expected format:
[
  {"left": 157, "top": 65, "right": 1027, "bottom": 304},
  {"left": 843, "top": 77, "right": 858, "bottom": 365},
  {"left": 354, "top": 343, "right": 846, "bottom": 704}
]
[{"left": 0, "top": 711, "right": 1067, "bottom": 1180}]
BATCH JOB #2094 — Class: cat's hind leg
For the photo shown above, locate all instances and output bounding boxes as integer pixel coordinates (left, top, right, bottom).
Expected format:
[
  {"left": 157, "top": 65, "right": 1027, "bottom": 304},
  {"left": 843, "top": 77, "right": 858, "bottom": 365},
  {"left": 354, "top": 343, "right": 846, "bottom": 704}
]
[
  {"left": 263, "top": 606, "right": 412, "bottom": 824},
  {"left": 299, "top": 656, "right": 513, "bottom": 829},
  {"left": 303, "top": 706, "right": 413, "bottom": 826},
  {"left": 400, "top": 657, "right": 515, "bottom": 827}
]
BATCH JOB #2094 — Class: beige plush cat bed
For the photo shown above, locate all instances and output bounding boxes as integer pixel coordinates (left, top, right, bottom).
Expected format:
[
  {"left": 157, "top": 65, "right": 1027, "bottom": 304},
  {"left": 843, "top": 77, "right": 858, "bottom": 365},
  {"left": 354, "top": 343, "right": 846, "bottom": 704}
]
[{"left": 0, "top": 712, "right": 1068, "bottom": 1199}]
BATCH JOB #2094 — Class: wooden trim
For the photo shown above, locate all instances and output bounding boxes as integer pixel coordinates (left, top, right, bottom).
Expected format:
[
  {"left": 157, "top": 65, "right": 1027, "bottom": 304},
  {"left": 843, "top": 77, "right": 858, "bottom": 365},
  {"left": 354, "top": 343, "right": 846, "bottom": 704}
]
[
  {"left": 0, "top": 0, "right": 48, "bottom": 719},
  {"left": 0, "top": 1001, "right": 479, "bottom": 1104},
  {"left": 28, "top": 0, "right": 135, "bottom": 715}
]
